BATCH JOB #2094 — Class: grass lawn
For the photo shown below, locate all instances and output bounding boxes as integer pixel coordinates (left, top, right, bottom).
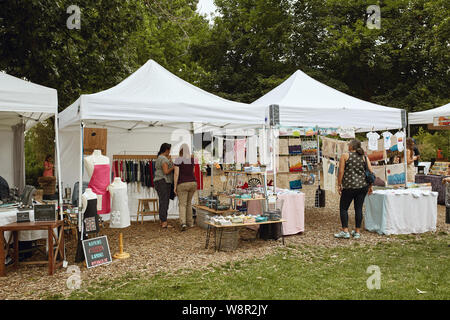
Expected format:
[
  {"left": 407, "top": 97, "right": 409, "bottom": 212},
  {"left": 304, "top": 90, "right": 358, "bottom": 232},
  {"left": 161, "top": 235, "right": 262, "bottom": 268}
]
[{"left": 49, "top": 232, "right": 449, "bottom": 300}]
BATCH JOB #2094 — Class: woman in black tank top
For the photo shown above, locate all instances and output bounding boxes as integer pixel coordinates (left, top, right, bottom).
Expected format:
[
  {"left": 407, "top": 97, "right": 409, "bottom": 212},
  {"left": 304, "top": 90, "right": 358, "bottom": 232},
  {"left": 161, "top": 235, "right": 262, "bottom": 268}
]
[{"left": 335, "top": 139, "right": 374, "bottom": 239}]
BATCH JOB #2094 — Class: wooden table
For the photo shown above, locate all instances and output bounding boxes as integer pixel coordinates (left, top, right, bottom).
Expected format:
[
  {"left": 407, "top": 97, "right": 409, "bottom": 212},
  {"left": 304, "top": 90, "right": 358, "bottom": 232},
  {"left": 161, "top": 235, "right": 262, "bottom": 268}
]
[
  {"left": 193, "top": 205, "right": 237, "bottom": 215},
  {"left": 205, "top": 219, "right": 286, "bottom": 251},
  {"left": 0, "top": 220, "right": 64, "bottom": 277}
]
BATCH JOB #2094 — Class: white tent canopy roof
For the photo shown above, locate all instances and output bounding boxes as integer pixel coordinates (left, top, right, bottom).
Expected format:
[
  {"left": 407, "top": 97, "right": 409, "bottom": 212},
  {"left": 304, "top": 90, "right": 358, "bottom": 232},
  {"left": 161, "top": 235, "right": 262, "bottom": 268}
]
[
  {"left": 59, "top": 59, "right": 266, "bottom": 130},
  {"left": 408, "top": 103, "right": 450, "bottom": 125},
  {"left": 0, "top": 72, "right": 57, "bottom": 130},
  {"left": 252, "top": 70, "right": 403, "bottom": 131}
]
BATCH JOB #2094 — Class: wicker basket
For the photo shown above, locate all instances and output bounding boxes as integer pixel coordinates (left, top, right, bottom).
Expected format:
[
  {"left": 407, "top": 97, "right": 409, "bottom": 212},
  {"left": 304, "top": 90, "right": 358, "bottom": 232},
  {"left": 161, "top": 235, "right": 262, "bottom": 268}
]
[
  {"left": 215, "top": 228, "right": 239, "bottom": 252},
  {"left": 38, "top": 176, "right": 56, "bottom": 195}
]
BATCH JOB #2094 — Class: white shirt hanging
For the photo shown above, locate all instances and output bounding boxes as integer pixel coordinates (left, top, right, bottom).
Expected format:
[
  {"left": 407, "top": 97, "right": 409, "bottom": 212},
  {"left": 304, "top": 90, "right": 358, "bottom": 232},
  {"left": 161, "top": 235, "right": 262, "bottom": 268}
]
[
  {"left": 394, "top": 131, "right": 406, "bottom": 152},
  {"left": 382, "top": 132, "right": 393, "bottom": 150},
  {"left": 366, "top": 132, "right": 380, "bottom": 151}
]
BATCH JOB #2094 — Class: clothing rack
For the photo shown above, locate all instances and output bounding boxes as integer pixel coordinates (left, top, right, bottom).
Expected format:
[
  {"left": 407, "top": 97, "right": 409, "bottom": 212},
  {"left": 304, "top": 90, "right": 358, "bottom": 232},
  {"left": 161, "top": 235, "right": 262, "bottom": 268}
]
[{"left": 113, "top": 155, "right": 158, "bottom": 160}]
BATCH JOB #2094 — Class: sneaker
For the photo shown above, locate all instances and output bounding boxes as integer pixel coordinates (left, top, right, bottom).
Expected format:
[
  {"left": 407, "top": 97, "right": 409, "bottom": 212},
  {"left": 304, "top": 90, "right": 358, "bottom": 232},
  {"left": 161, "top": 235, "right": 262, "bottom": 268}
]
[
  {"left": 334, "top": 231, "right": 350, "bottom": 239},
  {"left": 351, "top": 230, "right": 361, "bottom": 239},
  {"left": 181, "top": 224, "right": 187, "bottom": 231}
]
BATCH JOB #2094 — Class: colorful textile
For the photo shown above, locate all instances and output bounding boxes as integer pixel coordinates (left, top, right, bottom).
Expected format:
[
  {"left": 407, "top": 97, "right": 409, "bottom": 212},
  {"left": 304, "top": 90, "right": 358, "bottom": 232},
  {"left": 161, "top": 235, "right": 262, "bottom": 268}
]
[{"left": 386, "top": 164, "right": 405, "bottom": 185}]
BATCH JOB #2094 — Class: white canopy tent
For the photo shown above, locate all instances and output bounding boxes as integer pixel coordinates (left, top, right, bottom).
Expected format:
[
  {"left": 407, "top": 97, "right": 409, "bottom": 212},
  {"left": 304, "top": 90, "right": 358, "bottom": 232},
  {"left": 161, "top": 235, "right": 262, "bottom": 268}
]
[
  {"left": 58, "top": 59, "right": 266, "bottom": 220},
  {"left": 0, "top": 72, "right": 62, "bottom": 209},
  {"left": 251, "top": 69, "right": 403, "bottom": 132},
  {"left": 408, "top": 102, "right": 450, "bottom": 125}
]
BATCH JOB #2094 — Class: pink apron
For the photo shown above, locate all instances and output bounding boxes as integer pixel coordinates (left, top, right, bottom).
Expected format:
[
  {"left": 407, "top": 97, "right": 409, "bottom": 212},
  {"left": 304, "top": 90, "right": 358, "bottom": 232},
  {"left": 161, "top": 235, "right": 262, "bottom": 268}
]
[{"left": 88, "top": 164, "right": 111, "bottom": 214}]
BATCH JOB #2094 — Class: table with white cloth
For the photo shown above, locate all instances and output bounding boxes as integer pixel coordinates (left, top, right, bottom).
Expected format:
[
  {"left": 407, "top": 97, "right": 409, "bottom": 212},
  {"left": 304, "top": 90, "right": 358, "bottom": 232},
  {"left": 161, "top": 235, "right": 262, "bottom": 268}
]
[
  {"left": 0, "top": 208, "right": 49, "bottom": 241},
  {"left": 247, "top": 190, "right": 305, "bottom": 235},
  {"left": 364, "top": 189, "right": 438, "bottom": 235}
]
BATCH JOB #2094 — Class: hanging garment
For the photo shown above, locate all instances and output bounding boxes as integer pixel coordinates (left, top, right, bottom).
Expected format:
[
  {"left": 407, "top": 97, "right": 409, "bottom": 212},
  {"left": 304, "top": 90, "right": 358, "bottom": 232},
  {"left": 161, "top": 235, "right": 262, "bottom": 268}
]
[
  {"left": 246, "top": 136, "right": 258, "bottom": 164},
  {"left": 322, "top": 136, "right": 337, "bottom": 158},
  {"left": 395, "top": 131, "right": 406, "bottom": 152},
  {"left": 225, "top": 139, "right": 235, "bottom": 164},
  {"left": 366, "top": 132, "right": 380, "bottom": 151},
  {"left": 151, "top": 160, "right": 155, "bottom": 187},
  {"left": 372, "top": 165, "right": 387, "bottom": 186},
  {"left": 338, "top": 127, "right": 355, "bottom": 139},
  {"left": 108, "top": 184, "right": 130, "bottom": 228},
  {"left": 217, "top": 137, "right": 224, "bottom": 162},
  {"left": 194, "top": 164, "right": 203, "bottom": 190},
  {"left": 336, "top": 140, "right": 349, "bottom": 159},
  {"left": 382, "top": 132, "right": 393, "bottom": 150},
  {"left": 83, "top": 198, "right": 100, "bottom": 234},
  {"left": 322, "top": 158, "right": 337, "bottom": 193},
  {"left": 235, "top": 139, "right": 246, "bottom": 164},
  {"left": 88, "top": 164, "right": 111, "bottom": 214}
]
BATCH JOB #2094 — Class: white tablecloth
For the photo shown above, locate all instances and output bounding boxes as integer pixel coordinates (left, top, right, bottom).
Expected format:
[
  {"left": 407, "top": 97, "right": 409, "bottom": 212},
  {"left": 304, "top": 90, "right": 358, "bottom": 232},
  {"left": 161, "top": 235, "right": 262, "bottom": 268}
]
[
  {"left": 0, "top": 209, "right": 48, "bottom": 241},
  {"left": 365, "top": 189, "right": 438, "bottom": 235}
]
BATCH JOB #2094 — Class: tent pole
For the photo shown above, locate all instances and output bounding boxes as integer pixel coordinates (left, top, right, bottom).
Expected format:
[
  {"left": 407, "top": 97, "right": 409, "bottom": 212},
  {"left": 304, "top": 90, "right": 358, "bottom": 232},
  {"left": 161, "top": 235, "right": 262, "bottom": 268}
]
[
  {"left": 54, "top": 113, "right": 63, "bottom": 221},
  {"left": 404, "top": 127, "right": 408, "bottom": 189},
  {"left": 272, "top": 126, "right": 277, "bottom": 193},
  {"left": 54, "top": 111, "right": 66, "bottom": 263},
  {"left": 79, "top": 121, "right": 84, "bottom": 239}
]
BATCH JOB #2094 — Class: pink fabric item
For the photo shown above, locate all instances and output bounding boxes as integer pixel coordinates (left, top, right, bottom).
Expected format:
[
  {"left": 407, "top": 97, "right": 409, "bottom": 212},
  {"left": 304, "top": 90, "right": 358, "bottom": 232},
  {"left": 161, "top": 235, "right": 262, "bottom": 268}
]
[
  {"left": 277, "top": 193, "right": 305, "bottom": 235},
  {"left": 234, "top": 139, "right": 246, "bottom": 164},
  {"left": 88, "top": 164, "right": 111, "bottom": 214}
]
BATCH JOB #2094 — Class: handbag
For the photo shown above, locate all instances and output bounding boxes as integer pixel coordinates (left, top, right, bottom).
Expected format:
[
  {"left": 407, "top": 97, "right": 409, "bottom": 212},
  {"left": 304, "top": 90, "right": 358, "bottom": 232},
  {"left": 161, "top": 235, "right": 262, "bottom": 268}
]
[{"left": 363, "top": 156, "right": 376, "bottom": 185}]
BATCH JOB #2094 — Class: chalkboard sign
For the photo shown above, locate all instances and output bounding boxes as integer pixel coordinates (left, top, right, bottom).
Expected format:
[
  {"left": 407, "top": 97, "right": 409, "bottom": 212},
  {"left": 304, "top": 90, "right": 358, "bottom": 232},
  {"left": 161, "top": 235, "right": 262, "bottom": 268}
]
[
  {"left": 82, "top": 236, "right": 112, "bottom": 269},
  {"left": 16, "top": 210, "right": 30, "bottom": 223},
  {"left": 34, "top": 204, "right": 56, "bottom": 221}
]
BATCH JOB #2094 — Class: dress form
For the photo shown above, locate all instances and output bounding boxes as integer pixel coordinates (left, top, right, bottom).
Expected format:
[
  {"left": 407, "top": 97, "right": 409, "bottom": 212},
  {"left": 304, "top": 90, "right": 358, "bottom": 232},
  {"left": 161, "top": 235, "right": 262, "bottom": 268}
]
[
  {"left": 81, "top": 188, "right": 97, "bottom": 214},
  {"left": 84, "top": 149, "right": 110, "bottom": 179},
  {"left": 107, "top": 178, "right": 130, "bottom": 228},
  {"left": 85, "top": 149, "right": 111, "bottom": 214}
]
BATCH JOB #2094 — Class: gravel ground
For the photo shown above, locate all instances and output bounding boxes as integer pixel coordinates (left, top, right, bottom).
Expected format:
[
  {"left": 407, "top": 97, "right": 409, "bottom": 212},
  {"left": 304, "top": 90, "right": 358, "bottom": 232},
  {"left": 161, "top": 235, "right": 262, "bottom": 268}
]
[{"left": 0, "top": 180, "right": 448, "bottom": 300}]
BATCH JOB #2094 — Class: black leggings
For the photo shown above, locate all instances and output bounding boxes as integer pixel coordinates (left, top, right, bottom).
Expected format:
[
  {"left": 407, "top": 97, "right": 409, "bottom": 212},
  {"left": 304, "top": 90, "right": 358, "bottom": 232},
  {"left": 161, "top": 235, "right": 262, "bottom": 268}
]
[
  {"left": 339, "top": 187, "right": 369, "bottom": 229},
  {"left": 154, "top": 179, "right": 171, "bottom": 222}
]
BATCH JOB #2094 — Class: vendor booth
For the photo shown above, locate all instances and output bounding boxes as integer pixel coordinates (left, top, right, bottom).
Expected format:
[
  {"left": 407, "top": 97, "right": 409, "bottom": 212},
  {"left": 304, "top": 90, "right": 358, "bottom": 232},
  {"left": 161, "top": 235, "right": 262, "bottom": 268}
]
[
  {"left": 58, "top": 59, "right": 266, "bottom": 224},
  {"left": 409, "top": 102, "right": 450, "bottom": 204},
  {"left": 0, "top": 72, "right": 64, "bottom": 274},
  {"left": 251, "top": 69, "right": 436, "bottom": 235},
  {"left": 0, "top": 72, "right": 61, "bottom": 197}
]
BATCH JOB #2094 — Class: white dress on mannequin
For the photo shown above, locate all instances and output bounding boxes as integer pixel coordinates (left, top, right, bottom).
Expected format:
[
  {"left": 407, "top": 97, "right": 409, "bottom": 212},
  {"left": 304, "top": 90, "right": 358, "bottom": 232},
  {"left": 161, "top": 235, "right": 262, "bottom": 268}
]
[{"left": 107, "top": 178, "right": 130, "bottom": 228}]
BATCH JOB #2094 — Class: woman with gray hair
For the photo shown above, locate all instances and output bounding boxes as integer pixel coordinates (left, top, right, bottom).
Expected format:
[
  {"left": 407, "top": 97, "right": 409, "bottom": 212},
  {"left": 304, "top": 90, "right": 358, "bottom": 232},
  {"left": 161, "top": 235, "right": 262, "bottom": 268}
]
[
  {"left": 173, "top": 144, "right": 198, "bottom": 231},
  {"left": 335, "top": 139, "right": 373, "bottom": 239}
]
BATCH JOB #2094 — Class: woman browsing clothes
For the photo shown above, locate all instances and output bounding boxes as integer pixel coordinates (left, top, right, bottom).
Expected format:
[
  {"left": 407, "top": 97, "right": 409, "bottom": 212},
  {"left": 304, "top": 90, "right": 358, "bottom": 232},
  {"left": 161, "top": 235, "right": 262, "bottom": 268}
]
[
  {"left": 154, "top": 143, "right": 174, "bottom": 229},
  {"left": 173, "top": 144, "right": 198, "bottom": 231},
  {"left": 336, "top": 139, "right": 373, "bottom": 239}
]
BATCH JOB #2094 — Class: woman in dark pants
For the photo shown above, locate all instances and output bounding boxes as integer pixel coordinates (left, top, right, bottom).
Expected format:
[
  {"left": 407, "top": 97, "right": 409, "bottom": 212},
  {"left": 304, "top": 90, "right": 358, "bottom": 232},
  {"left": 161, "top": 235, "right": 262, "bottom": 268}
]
[
  {"left": 154, "top": 143, "right": 174, "bottom": 228},
  {"left": 336, "top": 139, "right": 373, "bottom": 239}
]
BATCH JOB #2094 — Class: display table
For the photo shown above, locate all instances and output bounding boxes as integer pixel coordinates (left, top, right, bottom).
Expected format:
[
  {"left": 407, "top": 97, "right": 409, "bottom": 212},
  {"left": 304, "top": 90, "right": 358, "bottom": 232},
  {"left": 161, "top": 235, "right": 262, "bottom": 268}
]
[
  {"left": 193, "top": 205, "right": 237, "bottom": 229},
  {"left": 246, "top": 191, "right": 305, "bottom": 235},
  {"left": 0, "top": 208, "right": 49, "bottom": 241},
  {"left": 364, "top": 189, "right": 438, "bottom": 235},
  {"left": 0, "top": 220, "right": 64, "bottom": 276},
  {"left": 415, "top": 174, "right": 448, "bottom": 205},
  {"left": 205, "top": 220, "right": 286, "bottom": 251}
]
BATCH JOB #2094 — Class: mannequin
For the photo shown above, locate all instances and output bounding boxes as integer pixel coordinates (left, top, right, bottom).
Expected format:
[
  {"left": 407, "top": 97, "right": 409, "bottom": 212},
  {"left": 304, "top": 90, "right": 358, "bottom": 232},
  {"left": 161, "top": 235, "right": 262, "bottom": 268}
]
[
  {"left": 107, "top": 177, "right": 130, "bottom": 228},
  {"left": 85, "top": 150, "right": 111, "bottom": 214},
  {"left": 75, "top": 188, "right": 99, "bottom": 262}
]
